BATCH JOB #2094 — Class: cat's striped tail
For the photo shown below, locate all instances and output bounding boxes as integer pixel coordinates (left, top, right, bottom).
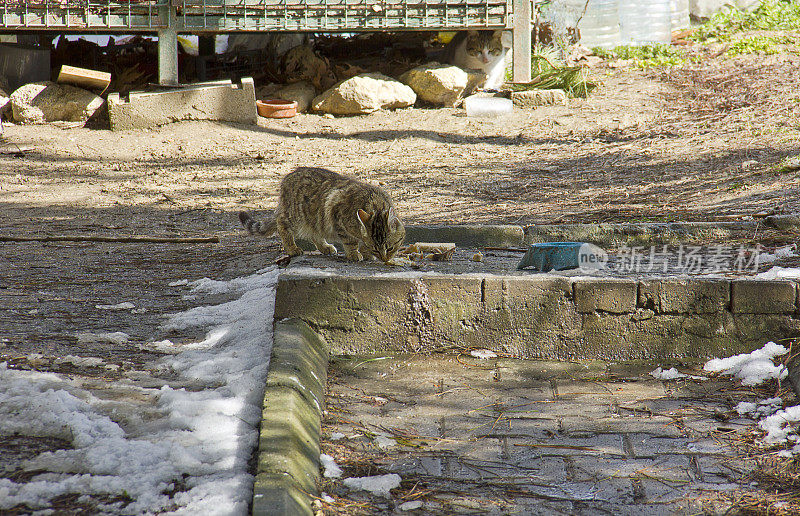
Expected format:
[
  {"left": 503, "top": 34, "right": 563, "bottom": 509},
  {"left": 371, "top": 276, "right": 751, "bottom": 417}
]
[{"left": 238, "top": 211, "right": 277, "bottom": 237}]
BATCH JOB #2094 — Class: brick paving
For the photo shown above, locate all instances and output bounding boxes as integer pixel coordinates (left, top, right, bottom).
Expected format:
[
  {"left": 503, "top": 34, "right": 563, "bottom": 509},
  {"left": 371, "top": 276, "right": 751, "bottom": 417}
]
[{"left": 318, "top": 355, "right": 772, "bottom": 515}]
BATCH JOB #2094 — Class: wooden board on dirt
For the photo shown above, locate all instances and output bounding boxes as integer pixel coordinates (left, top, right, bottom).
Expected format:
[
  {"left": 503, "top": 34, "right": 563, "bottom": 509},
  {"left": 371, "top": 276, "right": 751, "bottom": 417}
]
[{"left": 57, "top": 65, "right": 111, "bottom": 91}]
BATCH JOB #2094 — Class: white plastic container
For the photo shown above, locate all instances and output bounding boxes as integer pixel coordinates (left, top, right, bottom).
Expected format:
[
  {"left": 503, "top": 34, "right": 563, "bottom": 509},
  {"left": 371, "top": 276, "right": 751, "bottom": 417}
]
[
  {"left": 542, "top": 0, "right": 621, "bottom": 49},
  {"left": 464, "top": 96, "right": 513, "bottom": 117},
  {"left": 618, "top": 0, "right": 672, "bottom": 45},
  {"left": 671, "top": 0, "right": 691, "bottom": 32}
]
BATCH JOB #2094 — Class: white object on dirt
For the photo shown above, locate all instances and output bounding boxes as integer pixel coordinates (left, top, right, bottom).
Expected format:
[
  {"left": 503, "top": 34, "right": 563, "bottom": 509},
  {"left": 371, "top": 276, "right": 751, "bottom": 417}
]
[
  {"left": 320, "top": 453, "right": 343, "bottom": 478},
  {"left": 703, "top": 341, "right": 788, "bottom": 386},
  {"left": 374, "top": 433, "right": 396, "bottom": 449},
  {"left": 399, "top": 500, "right": 424, "bottom": 511},
  {"left": 464, "top": 96, "right": 512, "bottom": 117},
  {"left": 470, "top": 349, "right": 498, "bottom": 359},
  {"left": 343, "top": 474, "right": 401, "bottom": 497},
  {"left": 95, "top": 302, "right": 135, "bottom": 310},
  {"left": 76, "top": 331, "right": 130, "bottom": 345}
]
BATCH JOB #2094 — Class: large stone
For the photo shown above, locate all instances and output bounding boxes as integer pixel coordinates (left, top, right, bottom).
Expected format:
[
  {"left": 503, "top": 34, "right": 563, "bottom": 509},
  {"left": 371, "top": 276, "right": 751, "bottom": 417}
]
[
  {"left": 311, "top": 73, "right": 416, "bottom": 115},
  {"left": 272, "top": 80, "right": 316, "bottom": 113},
  {"left": 10, "top": 81, "right": 104, "bottom": 124},
  {"left": 0, "top": 87, "right": 9, "bottom": 119},
  {"left": 400, "top": 62, "right": 467, "bottom": 107}
]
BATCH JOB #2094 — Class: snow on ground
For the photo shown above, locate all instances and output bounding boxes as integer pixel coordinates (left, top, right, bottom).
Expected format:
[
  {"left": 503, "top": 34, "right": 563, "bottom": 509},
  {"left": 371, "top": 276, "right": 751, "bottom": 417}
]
[
  {"left": 0, "top": 267, "right": 280, "bottom": 514},
  {"left": 342, "top": 474, "right": 401, "bottom": 497},
  {"left": 650, "top": 367, "right": 706, "bottom": 380},
  {"left": 703, "top": 341, "right": 789, "bottom": 386},
  {"left": 755, "top": 266, "right": 800, "bottom": 280}
]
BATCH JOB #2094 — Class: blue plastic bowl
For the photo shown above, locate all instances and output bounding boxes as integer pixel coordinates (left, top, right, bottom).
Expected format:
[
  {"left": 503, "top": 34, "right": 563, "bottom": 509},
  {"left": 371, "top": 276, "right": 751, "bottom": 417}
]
[{"left": 517, "top": 242, "right": 587, "bottom": 271}]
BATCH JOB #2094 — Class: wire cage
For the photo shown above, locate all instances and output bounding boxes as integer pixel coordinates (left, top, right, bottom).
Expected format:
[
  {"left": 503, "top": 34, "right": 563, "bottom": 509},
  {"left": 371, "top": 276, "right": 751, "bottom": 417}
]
[{"left": 0, "top": 0, "right": 510, "bottom": 31}]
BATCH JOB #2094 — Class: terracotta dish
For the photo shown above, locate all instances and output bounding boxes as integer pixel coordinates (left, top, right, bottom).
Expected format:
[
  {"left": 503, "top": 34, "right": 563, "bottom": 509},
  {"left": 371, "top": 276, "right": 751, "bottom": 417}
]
[{"left": 256, "top": 99, "right": 298, "bottom": 118}]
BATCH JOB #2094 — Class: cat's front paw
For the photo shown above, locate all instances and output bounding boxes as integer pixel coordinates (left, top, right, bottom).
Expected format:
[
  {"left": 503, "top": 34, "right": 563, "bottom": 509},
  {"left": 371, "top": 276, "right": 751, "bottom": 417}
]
[
  {"left": 345, "top": 250, "right": 364, "bottom": 262},
  {"left": 321, "top": 244, "right": 337, "bottom": 255}
]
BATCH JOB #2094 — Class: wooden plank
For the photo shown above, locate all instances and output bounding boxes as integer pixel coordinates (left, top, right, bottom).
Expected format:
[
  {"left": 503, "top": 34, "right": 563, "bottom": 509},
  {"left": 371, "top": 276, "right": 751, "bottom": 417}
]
[
  {"left": 512, "top": 0, "right": 531, "bottom": 83},
  {"left": 57, "top": 65, "right": 111, "bottom": 91}
]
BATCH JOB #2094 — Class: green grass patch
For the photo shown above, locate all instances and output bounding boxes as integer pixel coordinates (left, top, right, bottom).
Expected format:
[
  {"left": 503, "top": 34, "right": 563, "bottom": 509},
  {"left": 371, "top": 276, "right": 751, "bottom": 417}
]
[
  {"left": 592, "top": 44, "right": 687, "bottom": 69},
  {"left": 726, "top": 34, "right": 793, "bottom": 54},
  {"left": 691, "top": 0, "right": 800, "bottom": 42}
]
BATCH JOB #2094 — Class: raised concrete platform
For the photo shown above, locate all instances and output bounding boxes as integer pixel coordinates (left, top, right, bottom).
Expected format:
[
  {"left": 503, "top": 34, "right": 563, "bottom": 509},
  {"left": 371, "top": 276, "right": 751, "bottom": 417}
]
[
  {"left": 275, "top": 272, "right": 800, "bottom": 360},
  {"left": 107, "top": 77, "right": 257, "bottom": 131}
]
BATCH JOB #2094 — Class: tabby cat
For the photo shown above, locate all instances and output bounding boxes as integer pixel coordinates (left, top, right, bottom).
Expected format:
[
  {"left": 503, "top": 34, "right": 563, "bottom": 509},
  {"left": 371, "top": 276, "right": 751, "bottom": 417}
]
[
  {"left": 239, "top": 167, "right": 405, "bottom": 263},
  {"left": 445, "top": 30, "right": 510, "bottom": 90}
]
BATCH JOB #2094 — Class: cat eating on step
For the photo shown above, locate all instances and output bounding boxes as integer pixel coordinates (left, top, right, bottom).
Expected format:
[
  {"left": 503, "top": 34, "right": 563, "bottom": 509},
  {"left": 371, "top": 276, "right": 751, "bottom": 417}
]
[
  {"left": 239, "top": 167, "right": 405, "bottom": 263},
  {"left": 444, "top": 30, "right": 510, "bottom": 90}
]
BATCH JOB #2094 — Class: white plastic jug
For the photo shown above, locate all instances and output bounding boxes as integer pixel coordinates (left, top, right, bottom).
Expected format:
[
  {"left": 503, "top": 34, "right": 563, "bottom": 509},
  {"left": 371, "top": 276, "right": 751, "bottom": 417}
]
[
  {"left": 618, "top": 0, "right": 672, "bottom": 45},
  {"left": 543, "top": 0, "right": 621, "bottom": 49},
  {"left": 671, "top": 0, "right": 691, "bottom": 32}
]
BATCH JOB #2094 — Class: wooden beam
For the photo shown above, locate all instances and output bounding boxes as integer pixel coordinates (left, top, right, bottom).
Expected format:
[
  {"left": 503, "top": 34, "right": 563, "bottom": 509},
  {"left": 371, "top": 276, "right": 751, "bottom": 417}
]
[{"left": 512, "top": 0, "right": 531, "bottom": 83}]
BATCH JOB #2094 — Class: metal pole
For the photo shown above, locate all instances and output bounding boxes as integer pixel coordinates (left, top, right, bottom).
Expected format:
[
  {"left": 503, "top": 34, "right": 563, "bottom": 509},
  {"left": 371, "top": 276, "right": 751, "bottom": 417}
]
[
  {"left": 512, "top": 0, "right": 531, "bottom": 83},
  {"left": 158, "top": 3, "right": 179, "bottom": 85}
]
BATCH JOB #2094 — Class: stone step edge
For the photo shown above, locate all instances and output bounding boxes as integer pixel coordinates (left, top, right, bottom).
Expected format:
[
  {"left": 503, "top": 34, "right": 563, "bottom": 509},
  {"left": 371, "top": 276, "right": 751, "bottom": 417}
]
[{"left": 252, "top": 319, "right": 329, "bottom": 516}]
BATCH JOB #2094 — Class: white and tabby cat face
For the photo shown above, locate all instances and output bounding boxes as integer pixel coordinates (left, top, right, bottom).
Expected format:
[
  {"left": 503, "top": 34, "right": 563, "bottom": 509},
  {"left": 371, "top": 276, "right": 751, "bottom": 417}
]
[
  {"left": 464, "top": 31, "right": 505, "bottom": 64},
  {"left": 450, "top": 30, "right": 509, "bottom": 89},
  {"left": 357, "top": 208, "right": 405, "bottom": 263}
]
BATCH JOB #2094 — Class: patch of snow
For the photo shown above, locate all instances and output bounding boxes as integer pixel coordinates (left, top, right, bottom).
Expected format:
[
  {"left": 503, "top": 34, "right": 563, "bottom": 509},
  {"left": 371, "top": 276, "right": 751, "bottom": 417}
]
[
  {"left": 329, "top": 432, "right": 346, "bottom": 441},
  {"left": 757, "top": 245, "right": 797, "bottom": 265},
  {"left": 755, "top": 266, "right": 800, "bottom": 280},
  {"left": 53, "top": 355, "right": 105, "bottom": 368},
  {"left": 703, "top": 342, "right": 789, "bottom": 386},
  {"left": 759, "top": 405, "right": 800, "bottom": 445},
  {"left": 0, "top": 267, "right": 280, "bottom": 514},
  {"left": 650, "top": 367, "right": 706, "bottom": 380},
  {"left": 470, "top": 349, "right": 497, "bottom": 359},
  {"left": 321, "top": 492, "right": 335, "bottom": 503},
  {"left": 169, "top": 279, "right": 189, "bottom": 287},
  {"left": 320, "top": 454, "right": 343, "bottom": 478},
  {"left": 343, "top": 474, "right": 401, "bottom": 497},
  {"left": 736, "top": 398, "right": 782, "bottom": 417},
  {"left": 76, "top": 331, "right": 130, "bottom": 345},
  {"left": 95, "top": 302, "right": 136, "bottom": 310},
  {"left": 374, "top": 433, "right": 396, "bottom": 449},
  {"left": 399, "top": 500, "right": 424, "bottom": 511}
]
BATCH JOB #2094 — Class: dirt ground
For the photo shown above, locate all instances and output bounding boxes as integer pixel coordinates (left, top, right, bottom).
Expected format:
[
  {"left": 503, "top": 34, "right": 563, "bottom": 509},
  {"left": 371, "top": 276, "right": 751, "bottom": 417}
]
[{"left": 1, "top": 40, "right": 800, "bottom": 513}]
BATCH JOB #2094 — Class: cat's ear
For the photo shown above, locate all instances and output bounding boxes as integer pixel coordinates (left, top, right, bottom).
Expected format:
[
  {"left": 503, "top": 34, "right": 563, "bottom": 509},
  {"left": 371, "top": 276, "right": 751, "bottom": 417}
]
[
  {"left": 357, "top": 209, "right": 372, "bottom": 236},
  {"left": 357, "top": 209, "right": 372, "bottom": 225},
  {"left": 387, "top": 207, "right": 402, "bottom": 230}
]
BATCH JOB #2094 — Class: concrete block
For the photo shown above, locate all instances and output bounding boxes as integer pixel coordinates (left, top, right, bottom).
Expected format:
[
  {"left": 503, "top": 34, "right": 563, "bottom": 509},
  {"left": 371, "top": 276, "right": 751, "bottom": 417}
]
[
  {"left": 252, "top": 474, "right": 313, "bottom": 516},
  {"left": 731, "top": 280, "right": 796, "bottom": 313},
  {"left": 765, "top": 214, "right": 800, "bottom": 230},
  {"left": 259, "top": 386, "right": 320, "bottom": 493},
  {"left": 574, "top": 279, "right": 637, "bottom": 313},
  {"left": 404, "top": 224, "right": 524, "bottom": 248},
  {"left": 510, "top": 89, "right": 567, "bottom": 107},
  {"left": 268, "top": 320, "right": 329, "bottom": 413},
  {"left": 107, "top": 77, "right": 257, "bottom": 130},
  {"left": 639, "top": 279, "right": 730, "bottom": 313}
]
